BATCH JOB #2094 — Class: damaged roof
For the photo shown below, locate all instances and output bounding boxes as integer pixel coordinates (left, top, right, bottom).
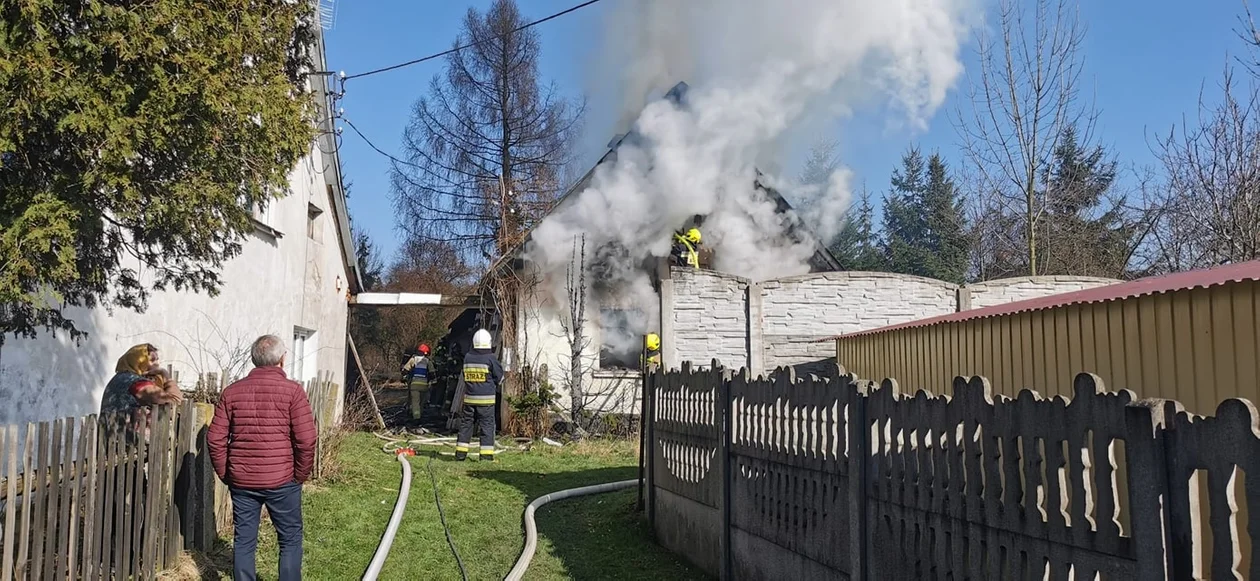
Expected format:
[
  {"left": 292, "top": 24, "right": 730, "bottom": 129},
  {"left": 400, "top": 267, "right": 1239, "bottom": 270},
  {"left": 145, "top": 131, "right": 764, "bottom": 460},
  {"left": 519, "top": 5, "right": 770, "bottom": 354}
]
[{"left": 491, "top": 81, "right": 841, "bottom": 274}]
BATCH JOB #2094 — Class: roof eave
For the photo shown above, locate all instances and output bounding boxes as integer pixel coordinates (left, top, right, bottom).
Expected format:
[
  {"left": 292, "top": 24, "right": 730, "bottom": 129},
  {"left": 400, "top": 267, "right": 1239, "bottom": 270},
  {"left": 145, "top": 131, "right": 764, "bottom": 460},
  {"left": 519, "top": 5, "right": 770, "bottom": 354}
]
[{"left": 312, "top": 26, "right": 362, "bottom": 293}]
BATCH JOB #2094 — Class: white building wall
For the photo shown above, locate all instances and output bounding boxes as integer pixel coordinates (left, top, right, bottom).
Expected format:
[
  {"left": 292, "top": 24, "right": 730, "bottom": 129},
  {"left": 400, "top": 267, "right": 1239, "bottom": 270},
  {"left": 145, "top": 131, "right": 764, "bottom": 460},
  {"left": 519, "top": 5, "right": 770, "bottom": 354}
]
[
  {"left": 516, "top": 272, "right": 643, "bottom": 417},
  {"left": 0, "top": 141, "right": 352, "bottom": 425}
]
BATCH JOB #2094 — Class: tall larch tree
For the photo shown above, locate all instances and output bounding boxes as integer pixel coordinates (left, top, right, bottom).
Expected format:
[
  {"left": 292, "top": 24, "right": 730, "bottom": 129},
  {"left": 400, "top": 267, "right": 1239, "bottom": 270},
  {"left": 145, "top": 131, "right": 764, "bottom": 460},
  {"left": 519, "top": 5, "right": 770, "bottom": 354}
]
[{"left": 392, "top": 0, "right": 583, "bottom": 266}]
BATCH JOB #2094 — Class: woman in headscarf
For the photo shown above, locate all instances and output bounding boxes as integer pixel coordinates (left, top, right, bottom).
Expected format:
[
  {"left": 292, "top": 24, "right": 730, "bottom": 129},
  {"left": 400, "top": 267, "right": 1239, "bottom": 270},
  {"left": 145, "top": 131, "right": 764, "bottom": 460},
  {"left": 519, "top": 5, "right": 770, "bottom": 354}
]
[{"left": 100, "top": 343, "right": 183, "bottom": 415}]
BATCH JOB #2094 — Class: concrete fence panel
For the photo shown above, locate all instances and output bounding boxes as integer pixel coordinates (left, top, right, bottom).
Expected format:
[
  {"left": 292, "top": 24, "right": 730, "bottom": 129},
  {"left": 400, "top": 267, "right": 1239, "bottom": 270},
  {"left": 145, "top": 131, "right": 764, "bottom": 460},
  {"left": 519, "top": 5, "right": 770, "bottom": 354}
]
[
  {"left": 964, "top": 275, "right": 1120, "bottom": 310},
  {"left": 645, "top": 364, "right": 1259, "bottom": 580},
  {"left": 649, "top": 362, "right": 726, "bottom": 575}
]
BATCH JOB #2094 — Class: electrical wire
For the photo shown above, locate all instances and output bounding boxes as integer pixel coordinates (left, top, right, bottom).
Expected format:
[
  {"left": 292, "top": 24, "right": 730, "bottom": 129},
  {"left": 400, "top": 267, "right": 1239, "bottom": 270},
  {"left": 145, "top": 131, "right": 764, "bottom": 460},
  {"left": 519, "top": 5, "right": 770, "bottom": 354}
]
[
  {"left": 342, "top": 117, "right": 418, "bottom": 170},
  {"left": 428, "top": 453, "right": 470, "bottom": 581},
  {"left": 342, "top": 0, "right": 605, "bottom": 82}
]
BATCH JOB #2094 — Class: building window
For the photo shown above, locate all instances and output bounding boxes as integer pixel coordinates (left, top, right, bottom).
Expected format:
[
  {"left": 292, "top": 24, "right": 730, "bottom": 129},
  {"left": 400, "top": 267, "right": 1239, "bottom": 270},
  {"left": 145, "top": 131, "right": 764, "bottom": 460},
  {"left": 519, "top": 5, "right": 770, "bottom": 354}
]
[
  {"left": 251, "top": 197, "right": 284, "bottom": 238},
  {"left": 598, "top": 308, "right": 643, "bottom": 370},
  {"left": 307, "top": 202, "right": 324, "bottom": 241},
  {"left": 291, "top": 328, "right": 318, "bottom": 384}
]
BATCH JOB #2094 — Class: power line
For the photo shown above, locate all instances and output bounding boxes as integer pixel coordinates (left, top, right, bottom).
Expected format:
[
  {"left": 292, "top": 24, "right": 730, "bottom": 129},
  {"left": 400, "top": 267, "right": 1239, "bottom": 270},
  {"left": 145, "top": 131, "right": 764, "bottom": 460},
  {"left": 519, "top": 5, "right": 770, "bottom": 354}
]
[
  {"left": 341, "top": 117, "right": 417, "bottom": 169},
  {"left": 342, "top": 0, "right": 604, "bottom": 82}
]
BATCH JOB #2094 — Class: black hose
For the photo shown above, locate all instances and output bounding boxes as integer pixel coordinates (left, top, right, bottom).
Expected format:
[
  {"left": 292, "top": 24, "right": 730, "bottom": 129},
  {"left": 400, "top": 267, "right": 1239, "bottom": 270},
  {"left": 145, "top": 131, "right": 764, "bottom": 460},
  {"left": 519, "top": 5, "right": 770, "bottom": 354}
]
[{"left": 428, "top": 454, "right": 470, "bottom": 581}]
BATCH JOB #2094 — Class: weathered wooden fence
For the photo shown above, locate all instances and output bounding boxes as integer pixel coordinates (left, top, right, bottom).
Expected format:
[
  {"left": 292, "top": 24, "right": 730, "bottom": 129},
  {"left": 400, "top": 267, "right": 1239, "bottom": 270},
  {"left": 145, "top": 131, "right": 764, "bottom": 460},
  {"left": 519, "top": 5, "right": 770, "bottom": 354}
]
[
  {"left": 647, "top": 361, "right": 1259, "bottom": 580},
  {"left": 0, "top": 403, "right": 204, "bottom": 580},
  {"left": 0, "top": 374, "right": 341, "bottom": 580}
]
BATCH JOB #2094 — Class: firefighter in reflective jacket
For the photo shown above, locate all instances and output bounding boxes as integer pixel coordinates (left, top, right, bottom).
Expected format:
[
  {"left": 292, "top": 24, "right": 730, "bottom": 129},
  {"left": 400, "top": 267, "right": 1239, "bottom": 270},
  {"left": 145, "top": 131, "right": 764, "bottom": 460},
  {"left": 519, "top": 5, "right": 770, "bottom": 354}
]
[
  {"left": 455, "top": 329, "right": 503, "bottom": 461},
  {"left": 402, "top": 344, "right": 431, "bottom": 420},
  {"left": 671, "top": 228, "right": 702, "bottom": 268},
  {"left": 641, "top": 333, "right": 662, "bottom": 370}
]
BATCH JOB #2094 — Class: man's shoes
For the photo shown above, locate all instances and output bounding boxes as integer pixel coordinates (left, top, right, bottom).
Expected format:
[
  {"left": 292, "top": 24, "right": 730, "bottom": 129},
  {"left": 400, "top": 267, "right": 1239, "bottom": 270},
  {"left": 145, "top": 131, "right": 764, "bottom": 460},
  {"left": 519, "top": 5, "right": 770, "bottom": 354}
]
[
  {"left": 454, "top": 453, "right": 468, "bottom": 461},
  {"left": 479, "top": 453, "right": 495, "bottom": 462}
]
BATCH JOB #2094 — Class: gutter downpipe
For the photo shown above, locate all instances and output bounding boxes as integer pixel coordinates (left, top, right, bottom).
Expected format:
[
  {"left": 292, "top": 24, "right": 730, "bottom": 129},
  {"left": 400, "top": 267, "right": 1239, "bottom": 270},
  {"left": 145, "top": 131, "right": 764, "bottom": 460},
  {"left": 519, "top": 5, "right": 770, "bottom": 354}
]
[
  {"left": 362, "top": 453, "right": 413, "bottom": 581},
  {"left": 503, "top": 479, "right": 639, "bottom": 581}
]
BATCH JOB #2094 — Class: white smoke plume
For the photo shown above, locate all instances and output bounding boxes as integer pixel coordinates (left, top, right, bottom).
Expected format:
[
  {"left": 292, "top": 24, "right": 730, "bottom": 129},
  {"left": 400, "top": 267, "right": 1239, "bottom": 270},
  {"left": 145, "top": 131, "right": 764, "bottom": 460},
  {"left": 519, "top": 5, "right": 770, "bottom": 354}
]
[{"left": 525, "top": 0, "right": 976, "bottom": 360}]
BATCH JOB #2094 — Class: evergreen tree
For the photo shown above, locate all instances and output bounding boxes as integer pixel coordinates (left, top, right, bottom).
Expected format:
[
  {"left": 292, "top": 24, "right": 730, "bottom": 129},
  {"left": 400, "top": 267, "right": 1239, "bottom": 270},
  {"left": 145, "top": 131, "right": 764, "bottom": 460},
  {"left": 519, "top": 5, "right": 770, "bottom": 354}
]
[
  {"left": 1, "top": 0, "right": 318, "bottom": 341},
  {"left": 881, "top": 148, "right": 969, "bottom": 282},
  {"left": 882, "top": 148, "right": 928, "bottom": 275},
  {"left": 1037, "top": 126, "right": 1135, "bottom": 277},
  {"left": 920, "top": 154, "right": 969, "bottom": 284},
  {"left": 830, "top": 186, "right": 884, "bottom": 271},
  {"left": 799, "top": 139, "right": 841, "bottom": 188}
]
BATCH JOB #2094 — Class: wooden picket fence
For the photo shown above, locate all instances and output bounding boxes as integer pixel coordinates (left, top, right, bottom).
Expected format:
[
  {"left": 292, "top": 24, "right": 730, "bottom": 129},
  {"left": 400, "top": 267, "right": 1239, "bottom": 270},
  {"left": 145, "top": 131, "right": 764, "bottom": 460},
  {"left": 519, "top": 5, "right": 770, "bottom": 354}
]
[
  {"left": 0, "top": 373, "right": 342, "bottom": 580},
  {"left": 0, "top": 403, "right": 196, "bottom": 580},
  {"left": 307, "top": 372, "right": 339, "bottom": 480}
]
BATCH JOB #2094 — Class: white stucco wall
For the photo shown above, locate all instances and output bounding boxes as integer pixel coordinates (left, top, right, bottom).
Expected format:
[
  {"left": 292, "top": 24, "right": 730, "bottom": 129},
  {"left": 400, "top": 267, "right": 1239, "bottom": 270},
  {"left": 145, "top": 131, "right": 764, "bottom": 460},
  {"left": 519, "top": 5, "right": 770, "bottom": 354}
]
[
  {"left": 0, "top": 142, "right": 352, "bottom": 425},
  {"left": 515, "top": 276, "right": 644, "bottom": 416},
  {"left": 964, "top": 276, "right": 1119, "bottom": 309}
]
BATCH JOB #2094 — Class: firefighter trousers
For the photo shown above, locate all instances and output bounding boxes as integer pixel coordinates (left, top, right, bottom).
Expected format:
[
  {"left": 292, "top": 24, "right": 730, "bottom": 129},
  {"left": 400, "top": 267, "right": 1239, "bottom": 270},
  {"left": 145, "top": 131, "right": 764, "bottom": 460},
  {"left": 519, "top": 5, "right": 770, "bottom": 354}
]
[{"left": 456, "top": 403, "right": 496, "bottom": 460}]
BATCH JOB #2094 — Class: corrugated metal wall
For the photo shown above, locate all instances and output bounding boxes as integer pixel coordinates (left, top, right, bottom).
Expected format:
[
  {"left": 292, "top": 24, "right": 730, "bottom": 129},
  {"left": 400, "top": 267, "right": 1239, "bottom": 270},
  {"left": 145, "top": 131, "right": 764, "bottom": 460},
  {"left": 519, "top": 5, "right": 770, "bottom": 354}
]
[{"left": 835, "top": 279, "right": 1260, "bottom": 413}]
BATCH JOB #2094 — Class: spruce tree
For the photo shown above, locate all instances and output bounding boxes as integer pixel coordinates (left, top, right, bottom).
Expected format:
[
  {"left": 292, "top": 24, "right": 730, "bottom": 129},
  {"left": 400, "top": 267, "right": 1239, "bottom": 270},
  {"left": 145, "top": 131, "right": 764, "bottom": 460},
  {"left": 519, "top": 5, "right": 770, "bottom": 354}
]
[
  {"left": 921, "top": 154, "right": 969, "bottom": 284},
  {"left": 883, "top": 148, "right": 928, "bottom": 276},
  {"left": 1038, "top": 126, "right": 1134, "bottom": 277},
  {"left": 831, "top": 186, "right": 884, "bottom": 271}
]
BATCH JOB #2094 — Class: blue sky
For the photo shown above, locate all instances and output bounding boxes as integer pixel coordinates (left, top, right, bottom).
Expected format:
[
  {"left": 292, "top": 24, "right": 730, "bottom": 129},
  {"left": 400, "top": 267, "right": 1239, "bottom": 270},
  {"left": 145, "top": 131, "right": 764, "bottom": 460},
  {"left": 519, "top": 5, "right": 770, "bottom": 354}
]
[{"left": 325, "top": 0, "right": 1244, "bottom": 265}]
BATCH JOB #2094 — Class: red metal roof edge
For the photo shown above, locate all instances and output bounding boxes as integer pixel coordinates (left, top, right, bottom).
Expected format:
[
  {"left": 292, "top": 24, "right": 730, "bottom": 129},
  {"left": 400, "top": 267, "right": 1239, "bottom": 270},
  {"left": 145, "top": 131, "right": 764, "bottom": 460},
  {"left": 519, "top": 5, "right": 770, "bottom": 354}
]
[{"left": 818, "top": 260, "right": 1260, "bottom": 342}]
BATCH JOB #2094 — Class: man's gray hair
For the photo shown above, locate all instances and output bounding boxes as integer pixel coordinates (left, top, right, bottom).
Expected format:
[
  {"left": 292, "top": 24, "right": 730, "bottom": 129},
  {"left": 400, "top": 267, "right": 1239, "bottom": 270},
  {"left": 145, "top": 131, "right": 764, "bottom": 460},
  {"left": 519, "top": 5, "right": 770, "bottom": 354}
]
[{"left": 251, "top": 335, "right": 288, "bottom": 367}]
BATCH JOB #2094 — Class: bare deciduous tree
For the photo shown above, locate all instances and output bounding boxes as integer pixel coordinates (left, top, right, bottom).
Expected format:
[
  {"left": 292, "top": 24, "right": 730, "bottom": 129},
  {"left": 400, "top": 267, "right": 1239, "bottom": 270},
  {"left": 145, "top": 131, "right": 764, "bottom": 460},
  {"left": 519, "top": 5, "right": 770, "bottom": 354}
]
[
  {"left": 956, "top": 0, "right": 1092, "bottom": 276},
  {"left": 1151, "top": 66, "right": 1260, "bottom": 270},
  {"left": 559, "top": 234, "right": 590, "bottom": 425},
  {"left": 392, "top": 0, "right": 583, "bottom": 266}
]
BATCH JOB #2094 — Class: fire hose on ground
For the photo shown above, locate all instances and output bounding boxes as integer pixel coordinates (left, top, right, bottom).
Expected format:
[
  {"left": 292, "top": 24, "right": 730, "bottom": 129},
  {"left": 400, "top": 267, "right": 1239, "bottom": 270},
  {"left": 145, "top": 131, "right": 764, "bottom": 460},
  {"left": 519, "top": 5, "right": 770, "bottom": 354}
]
[
  {"left": 364, "top": 431, "right": 640, "bottom": 581},
  {"left": 361, "top": 451, "right": 411, "bottom": 581},
  {"left": 502, "top": 478, "right": 640, "bottom": 581}
]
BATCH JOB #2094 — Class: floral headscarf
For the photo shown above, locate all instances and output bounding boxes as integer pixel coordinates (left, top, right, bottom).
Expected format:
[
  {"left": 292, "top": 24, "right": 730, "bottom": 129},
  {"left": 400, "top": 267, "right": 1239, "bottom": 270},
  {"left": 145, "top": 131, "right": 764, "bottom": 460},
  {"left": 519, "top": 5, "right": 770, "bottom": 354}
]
[{"left": 115, "top": 344, "right": 155, "bottom": 376}]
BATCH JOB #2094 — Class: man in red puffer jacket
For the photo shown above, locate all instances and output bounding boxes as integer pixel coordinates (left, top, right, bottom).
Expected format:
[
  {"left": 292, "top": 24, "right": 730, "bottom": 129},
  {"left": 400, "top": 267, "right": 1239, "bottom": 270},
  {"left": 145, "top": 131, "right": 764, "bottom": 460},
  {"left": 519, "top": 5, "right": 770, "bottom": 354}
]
[{"left": 208, "top": 334, "right": 317, "bottom": 581}]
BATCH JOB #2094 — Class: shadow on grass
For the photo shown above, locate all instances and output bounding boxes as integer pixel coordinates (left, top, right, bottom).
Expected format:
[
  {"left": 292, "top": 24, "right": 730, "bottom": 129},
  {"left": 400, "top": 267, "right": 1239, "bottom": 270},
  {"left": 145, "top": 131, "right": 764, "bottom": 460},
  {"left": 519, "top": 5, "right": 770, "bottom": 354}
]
[
  {"left": 472, "top": 467, "right": 710, "bottom": 581},
  {"left": 188, "top": 540, "right": 235, "bottom": 580}
]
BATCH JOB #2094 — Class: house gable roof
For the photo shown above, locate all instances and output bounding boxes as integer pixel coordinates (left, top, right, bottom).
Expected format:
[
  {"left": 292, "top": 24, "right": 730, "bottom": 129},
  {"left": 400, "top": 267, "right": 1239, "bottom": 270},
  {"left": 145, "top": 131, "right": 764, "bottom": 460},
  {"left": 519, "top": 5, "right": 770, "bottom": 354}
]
[{"left": 489, "top": 81, "right": 841, "bottom": 276}]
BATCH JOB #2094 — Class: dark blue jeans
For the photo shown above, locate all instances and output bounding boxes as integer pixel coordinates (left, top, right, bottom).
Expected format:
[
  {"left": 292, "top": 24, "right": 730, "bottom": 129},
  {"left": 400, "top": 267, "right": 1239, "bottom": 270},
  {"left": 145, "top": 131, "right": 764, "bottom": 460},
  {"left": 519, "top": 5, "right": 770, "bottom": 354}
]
[{"left": 231, "top": 481, "right": 303, "bottom": 580}]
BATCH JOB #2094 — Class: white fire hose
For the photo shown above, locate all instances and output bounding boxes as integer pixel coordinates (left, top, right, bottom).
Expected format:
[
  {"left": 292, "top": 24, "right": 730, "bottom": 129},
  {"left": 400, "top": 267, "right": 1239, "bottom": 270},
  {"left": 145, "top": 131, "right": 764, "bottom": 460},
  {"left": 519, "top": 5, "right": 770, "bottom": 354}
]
[
  {"left": 503, "top": 479, "right": 640, "bottom": 581},
  {"left": 362, "top": 452, "right": 412, "bottom": 581}
]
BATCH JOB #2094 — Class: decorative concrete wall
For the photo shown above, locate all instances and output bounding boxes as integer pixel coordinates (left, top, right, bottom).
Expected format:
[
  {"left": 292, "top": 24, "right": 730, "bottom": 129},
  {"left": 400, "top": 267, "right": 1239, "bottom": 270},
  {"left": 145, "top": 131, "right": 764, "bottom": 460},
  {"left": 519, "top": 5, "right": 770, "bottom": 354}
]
[
  {"left": 964, "top": 275, "right": 1119, "bottom": 309},
  {"left": 670, "top": 269, "right": 750, "bottom": 371},
  {"left": 758, "top": 272, "right": 960, "bottom": 373},
  {"left": 660, "top": 268, "right": 1119, "bottom": 377},
  {"left": 648, "top": 366, "right": 1240, "bottom": 580}
]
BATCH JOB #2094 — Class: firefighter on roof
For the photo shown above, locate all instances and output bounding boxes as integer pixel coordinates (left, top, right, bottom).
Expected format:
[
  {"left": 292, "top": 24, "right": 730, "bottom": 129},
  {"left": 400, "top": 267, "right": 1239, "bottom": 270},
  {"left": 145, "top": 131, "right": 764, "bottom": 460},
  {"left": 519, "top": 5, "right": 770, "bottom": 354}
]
[
  {"left": 671, "top": 228, "right": 702, "bottom": 268},
  {"left": 642, "top": 333, "right": 662, "bottom": 370},
  {"left": 455, "top": 329, "right": 503, "bottom": 461},
  {"left": 402, "top": 344, "right": 431, "bottom": 420}
]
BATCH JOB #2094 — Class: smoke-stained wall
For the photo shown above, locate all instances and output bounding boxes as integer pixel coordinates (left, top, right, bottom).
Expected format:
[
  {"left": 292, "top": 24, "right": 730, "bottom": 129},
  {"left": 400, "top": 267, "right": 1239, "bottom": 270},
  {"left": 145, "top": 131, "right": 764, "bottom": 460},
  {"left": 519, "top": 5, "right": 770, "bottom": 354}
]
[{"left": 661, "top": 268, "right": 1120, "bottom": 377}]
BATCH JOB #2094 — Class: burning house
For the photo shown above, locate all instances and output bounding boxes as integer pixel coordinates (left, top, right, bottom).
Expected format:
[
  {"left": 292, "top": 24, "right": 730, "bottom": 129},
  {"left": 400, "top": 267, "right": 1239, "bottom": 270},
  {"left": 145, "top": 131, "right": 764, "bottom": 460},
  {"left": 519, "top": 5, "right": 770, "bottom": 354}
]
[{"left": 492, "top": 82, "right": 841, "bottom": 418}]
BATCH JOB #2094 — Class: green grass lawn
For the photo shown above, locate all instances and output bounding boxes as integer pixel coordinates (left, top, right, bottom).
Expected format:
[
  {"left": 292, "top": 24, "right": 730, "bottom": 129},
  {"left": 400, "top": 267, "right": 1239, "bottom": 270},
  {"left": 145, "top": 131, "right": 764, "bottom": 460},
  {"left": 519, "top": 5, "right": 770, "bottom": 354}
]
[{"left": 228, "top": 433, "right": 706, "bottom": 581}]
